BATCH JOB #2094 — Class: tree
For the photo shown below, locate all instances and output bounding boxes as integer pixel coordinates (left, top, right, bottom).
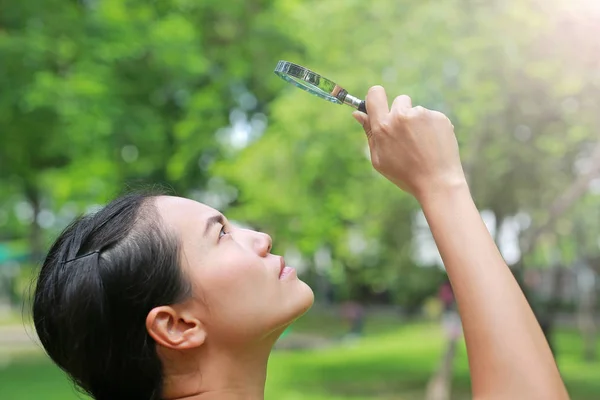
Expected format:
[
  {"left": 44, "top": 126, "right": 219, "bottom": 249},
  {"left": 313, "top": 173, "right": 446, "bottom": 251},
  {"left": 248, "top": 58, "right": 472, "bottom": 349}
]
[
  {"left": 0, "top": 0, "right": 303, "bottom": 262},
  {"left": 211, "top": 1, "right": 600, "bottom": 398}
]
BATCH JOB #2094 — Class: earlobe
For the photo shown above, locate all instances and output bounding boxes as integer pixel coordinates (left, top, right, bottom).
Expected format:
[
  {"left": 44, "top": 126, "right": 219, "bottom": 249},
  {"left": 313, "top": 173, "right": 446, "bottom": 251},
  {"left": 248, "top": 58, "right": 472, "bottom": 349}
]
[{"left": 146, "top": 306, "right": 206, "bottom": 350}]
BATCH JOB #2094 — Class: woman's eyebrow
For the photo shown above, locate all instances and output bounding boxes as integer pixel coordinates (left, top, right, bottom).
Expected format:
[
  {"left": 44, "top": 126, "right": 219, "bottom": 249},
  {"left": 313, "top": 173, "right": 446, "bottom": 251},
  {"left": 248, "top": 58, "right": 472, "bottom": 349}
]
[{"left": 203, "top": 214, "right": 225, "bottom": 237}]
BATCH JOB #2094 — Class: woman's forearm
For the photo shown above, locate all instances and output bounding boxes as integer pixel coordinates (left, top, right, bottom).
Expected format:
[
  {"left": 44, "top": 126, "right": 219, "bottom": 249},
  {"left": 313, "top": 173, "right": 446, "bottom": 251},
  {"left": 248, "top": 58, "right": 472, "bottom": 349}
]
[{"left": 419, "top": 182, "right": 569, "bottom": 400}]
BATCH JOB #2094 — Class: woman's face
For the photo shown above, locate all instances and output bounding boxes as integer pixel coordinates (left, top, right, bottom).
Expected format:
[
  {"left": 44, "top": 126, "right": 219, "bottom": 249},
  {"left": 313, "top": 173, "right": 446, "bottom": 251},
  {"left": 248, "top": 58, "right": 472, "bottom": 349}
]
[{"left": 155, "top": 196, "right": 314, "bottom": 345}]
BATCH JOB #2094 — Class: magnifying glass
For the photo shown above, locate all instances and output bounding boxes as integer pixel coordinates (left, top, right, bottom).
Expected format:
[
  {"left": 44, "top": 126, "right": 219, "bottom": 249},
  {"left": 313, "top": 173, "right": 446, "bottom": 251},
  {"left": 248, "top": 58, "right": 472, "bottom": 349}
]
[{"left": 274, "top": 61, "right": 367, "bottom": 114}]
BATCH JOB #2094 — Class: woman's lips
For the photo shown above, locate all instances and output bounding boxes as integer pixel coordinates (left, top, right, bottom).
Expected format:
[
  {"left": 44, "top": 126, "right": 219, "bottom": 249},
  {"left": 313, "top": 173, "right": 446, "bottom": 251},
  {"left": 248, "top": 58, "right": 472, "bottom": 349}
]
[
  {"left": 279, "top": 266, "right": 295, "bottom": 279},
  {"left": 278, "top": 257, "right": 295, "bottom": 279}
]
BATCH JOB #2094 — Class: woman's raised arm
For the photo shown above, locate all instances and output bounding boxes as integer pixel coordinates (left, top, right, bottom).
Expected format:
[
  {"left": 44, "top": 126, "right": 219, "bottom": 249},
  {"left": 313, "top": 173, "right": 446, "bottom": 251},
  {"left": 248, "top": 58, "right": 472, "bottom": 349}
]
[{"left": 353, "top": 86, "right": 569, "bottom": 400}]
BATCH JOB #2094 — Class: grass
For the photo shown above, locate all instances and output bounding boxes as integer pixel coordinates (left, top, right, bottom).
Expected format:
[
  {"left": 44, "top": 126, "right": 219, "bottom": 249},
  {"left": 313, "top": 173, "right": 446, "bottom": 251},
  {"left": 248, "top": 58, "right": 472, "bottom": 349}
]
[
  {"left": 1, "top": 310, "right": 599, "bottom": 399},
  {"left": 267, "top": 323, "right": 473, "bottom": 400}
]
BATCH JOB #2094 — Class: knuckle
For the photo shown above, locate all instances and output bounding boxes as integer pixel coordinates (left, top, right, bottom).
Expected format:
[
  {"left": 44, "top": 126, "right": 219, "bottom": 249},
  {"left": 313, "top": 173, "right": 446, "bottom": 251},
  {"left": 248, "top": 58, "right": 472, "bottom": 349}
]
[
  {"left": 371, "top": 156, "right": 381, "bottom": 170},
  {"left": 431, "top": 110, "right": 454, "bottom": 126},
  {"left": 412, "top": 105, "right": 426, "bottom": 114},
  {"left": 373, "top": 119, "right": 393, "bottom": 133},
  {"left": 404, "top": 106, "right": 423, "bottom": 119},
  {"left": 391, "top": 107, "right": 409, "bottom": 120},
  {"left": 431, "top": 110, "right": 447, "bottom": 120},
  {"left": 368, "top": 85, "right": 384, "bottom": 94}
]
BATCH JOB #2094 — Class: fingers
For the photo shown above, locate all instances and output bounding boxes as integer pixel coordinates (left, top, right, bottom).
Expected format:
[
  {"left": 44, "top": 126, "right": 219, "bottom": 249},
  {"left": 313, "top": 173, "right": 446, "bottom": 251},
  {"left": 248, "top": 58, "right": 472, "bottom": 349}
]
[
  {"left": 352, "top": 111, "right": 373, "bottom": 139},
  {"left": 365, "top": 86, "right": 389, "bottom": 124},
  {"left": 392, "top": 95, "right": 412, "bottom": 112}
]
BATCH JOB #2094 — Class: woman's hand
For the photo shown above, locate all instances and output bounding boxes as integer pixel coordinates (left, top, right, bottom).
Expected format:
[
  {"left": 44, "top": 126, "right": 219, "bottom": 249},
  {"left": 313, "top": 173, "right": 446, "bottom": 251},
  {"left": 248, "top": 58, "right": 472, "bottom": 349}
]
[{"left": 353, "top": 85, "right": 467, "bottom": 202}]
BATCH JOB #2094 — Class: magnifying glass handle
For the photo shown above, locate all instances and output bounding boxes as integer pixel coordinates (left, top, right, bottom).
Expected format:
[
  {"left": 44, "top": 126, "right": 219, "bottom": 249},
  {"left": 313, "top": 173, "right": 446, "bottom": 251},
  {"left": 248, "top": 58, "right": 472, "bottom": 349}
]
[
  {"left": 358, "top": 101, "right": 367, "bottom": 114},
  {"left": 343, "top": 93, "right": 368, "bottom": 114}
]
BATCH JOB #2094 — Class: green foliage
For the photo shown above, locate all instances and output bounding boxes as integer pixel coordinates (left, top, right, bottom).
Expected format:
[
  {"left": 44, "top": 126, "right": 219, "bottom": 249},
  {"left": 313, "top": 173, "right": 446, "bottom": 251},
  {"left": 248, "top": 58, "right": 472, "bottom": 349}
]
[
  {"left": 0, "top": 0, "right": 300, "bottom": 214},
  {"left": 214, "top": 0, "right": 600, "bottom": 298},
  {"left": 2, "top": 0, "right": 600, "bottom": 304}
]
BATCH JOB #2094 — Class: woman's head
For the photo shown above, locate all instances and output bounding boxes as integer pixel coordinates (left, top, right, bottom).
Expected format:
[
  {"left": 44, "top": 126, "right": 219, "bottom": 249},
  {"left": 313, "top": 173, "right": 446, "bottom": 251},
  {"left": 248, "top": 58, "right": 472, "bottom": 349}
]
[{"left": 32, "top": 193, "right": 314, "bottom": 399}]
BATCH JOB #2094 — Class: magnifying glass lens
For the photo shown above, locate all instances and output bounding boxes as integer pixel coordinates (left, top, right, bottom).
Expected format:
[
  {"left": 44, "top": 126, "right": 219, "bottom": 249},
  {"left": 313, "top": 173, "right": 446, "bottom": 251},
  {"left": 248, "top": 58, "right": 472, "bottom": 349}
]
[
  {"left": 274, "top": 61, "right": 366, "bottom": 113},
  {"left": 284, "top": 75, "right": 341, "bottom": 104}
]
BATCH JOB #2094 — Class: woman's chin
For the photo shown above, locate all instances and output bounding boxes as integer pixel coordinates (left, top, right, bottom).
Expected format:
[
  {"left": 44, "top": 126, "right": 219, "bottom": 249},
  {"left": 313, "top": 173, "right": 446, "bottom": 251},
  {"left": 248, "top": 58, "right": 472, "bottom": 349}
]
[
  {"left": 271, "top": 283, "right": 314, "bottom": 333},
  {"left": 295, "top": 280, "right": 315, "bottom": 315}
]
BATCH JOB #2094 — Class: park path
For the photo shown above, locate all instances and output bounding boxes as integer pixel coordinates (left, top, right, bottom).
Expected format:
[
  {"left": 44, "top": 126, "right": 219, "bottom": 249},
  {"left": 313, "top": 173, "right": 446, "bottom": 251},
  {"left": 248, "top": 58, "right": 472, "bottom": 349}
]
[
  {"left": 0, "top": 311, "right": 589, "bottom": 353},
  {"left": 0, "top": 324, "right": 41, "bottom": 355},
  {"left": 0, "top": 324, "right": 333, "bottom": 353}
]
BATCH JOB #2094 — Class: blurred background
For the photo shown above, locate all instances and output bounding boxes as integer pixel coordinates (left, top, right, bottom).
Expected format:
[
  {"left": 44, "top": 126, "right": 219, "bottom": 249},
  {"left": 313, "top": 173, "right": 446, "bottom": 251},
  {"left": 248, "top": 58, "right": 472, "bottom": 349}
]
[{"left": 1, "top": 0, "right": 600, "bottom": 399}]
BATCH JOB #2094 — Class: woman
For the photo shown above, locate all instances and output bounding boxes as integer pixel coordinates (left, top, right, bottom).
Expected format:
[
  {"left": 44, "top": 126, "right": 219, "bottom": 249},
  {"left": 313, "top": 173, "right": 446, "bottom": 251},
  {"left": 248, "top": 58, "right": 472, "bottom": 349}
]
[{"left": 32, "top": 86, "right": 569, "bottom": 399}]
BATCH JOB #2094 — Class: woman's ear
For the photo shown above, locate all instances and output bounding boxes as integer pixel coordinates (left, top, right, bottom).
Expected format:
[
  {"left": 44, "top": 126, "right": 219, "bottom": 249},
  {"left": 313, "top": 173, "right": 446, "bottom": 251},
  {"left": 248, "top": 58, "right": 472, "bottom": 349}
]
[{"left": 146, "top": 306, "right": 206, "bottom": 350}]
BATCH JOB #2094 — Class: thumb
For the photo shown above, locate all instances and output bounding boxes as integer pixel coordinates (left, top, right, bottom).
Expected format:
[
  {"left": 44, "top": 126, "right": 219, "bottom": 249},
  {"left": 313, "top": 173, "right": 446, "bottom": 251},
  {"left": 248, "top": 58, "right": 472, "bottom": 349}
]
[
  {"left": 352, "top": 111, "right": 367, "bottom": 126},
  {"left": 352, "top": 111, "right": 373, "bottom": 139}
]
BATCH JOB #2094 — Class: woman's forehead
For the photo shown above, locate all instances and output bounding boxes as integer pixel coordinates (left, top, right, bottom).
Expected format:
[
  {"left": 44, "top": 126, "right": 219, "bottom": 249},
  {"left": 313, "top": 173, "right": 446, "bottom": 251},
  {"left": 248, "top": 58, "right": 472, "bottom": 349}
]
[{"left": 154, "top": 196, "right": 218, "bottom": 229}]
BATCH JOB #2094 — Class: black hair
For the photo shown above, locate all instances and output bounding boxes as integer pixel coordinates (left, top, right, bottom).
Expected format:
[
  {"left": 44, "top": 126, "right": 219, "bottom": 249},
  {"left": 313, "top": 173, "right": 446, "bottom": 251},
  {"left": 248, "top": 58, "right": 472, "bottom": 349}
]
[{"left": 32, "top": 192, "right": 191, "bottom": 400}]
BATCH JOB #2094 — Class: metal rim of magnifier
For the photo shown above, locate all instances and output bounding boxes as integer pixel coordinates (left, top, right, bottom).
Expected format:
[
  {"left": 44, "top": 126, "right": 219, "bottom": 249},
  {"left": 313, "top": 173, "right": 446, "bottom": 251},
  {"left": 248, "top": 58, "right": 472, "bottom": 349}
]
[{"left": 274, "top": 61, "right": 366, "bottom": 113}]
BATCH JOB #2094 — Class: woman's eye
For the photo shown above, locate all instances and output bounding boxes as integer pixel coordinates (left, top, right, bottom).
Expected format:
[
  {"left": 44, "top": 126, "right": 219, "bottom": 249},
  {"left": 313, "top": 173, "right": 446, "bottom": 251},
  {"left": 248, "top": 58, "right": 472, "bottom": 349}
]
[{"left": 219, "top": 225, "right": 228, "bottom": 239}]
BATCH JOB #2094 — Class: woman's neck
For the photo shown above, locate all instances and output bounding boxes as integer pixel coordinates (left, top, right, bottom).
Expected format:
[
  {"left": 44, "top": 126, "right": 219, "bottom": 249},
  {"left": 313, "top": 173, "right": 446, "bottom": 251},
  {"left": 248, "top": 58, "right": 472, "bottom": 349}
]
[{"left": 162, "top": 341, "right": 271, "bottom": 400}]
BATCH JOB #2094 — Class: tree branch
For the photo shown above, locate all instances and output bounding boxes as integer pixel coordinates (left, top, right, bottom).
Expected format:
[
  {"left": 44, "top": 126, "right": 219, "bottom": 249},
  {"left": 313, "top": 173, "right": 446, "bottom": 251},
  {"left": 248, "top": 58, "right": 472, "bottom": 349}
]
[{"left": 521, "top": 139, "right": 600, "bottom": 257}]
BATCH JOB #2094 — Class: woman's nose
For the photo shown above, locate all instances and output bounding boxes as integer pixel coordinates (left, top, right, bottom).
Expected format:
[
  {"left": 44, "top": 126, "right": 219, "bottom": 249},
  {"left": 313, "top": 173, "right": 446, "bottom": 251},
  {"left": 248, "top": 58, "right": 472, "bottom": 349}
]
[{"left": 255, "top": 232, "right": 272, "bottom": 256}]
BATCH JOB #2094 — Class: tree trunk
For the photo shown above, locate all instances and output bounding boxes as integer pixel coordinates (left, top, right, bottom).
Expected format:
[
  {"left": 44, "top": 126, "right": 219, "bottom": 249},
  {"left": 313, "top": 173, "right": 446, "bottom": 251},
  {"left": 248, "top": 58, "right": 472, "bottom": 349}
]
[
  {"left": 542, "top": 265, "right": 564, "bottom": 356},
  {"left": 521, "top": 139, "right": 600, "bottom": 257},
  {"left": 24, "top": 183, "right": 43, "bottom": 262},
  {"left": 579, "top": 293, "right": 597, "bottom": 362},
  {"left": 576, "top": 266, "right": 597, "bottom": 362},
  {"left": 425, "top": 336, "right": 459, "bottom": 400}
]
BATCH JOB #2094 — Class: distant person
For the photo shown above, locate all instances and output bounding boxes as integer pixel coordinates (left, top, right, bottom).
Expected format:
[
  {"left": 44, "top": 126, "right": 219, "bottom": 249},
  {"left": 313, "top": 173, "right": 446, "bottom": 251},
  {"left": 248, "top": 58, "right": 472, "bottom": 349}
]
[
  {"left": 32, "top": 86, "right": 568, "bottom": 399},
  {"left": 438, "top": 280, "right": 462, "bottom": 340},
  {"left": 341, "top": 300, "right": 365, "bottom": 339},
  {"left": 438, "top": 279, "right": 454, "bottom": 312}
]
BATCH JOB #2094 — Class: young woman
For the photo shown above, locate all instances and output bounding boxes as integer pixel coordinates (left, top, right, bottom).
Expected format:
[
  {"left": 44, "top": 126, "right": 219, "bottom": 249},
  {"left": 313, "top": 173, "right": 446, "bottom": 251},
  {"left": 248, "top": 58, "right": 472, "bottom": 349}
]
[{"left": 32, "top": 85, "right": 569, "bottom": 400}]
